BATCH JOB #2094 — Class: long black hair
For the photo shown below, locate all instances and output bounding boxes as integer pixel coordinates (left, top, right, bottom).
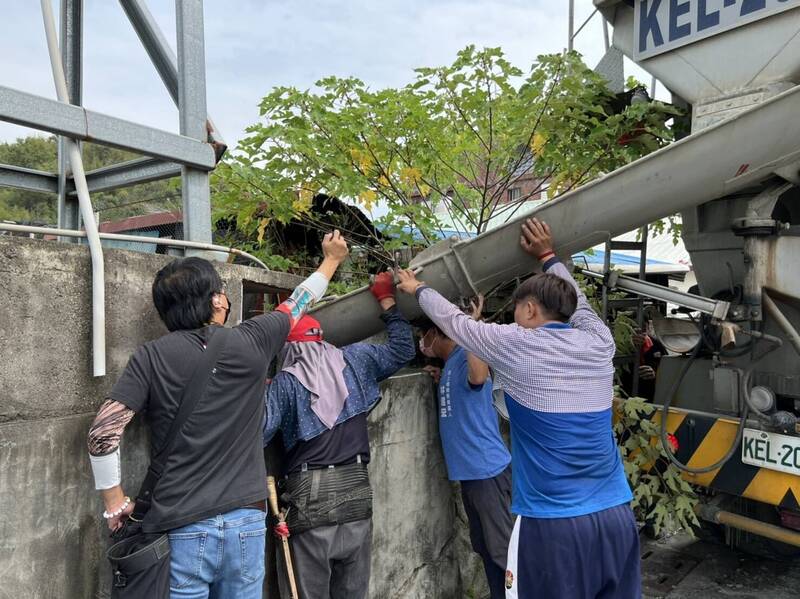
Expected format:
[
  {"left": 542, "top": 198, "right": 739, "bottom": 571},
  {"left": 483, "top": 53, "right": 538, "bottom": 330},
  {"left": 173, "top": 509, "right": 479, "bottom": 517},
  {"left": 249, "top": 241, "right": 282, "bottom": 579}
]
[{"left": 152, "top": 257, "right": 223, "bottom": 331}]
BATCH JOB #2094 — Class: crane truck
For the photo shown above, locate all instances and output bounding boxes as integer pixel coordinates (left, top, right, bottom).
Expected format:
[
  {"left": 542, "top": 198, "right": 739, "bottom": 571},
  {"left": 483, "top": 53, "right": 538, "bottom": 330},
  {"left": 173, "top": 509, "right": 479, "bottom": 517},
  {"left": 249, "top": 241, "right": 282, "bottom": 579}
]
[{"left": 311, "top": 0, "right": 800, "bottom": 550}]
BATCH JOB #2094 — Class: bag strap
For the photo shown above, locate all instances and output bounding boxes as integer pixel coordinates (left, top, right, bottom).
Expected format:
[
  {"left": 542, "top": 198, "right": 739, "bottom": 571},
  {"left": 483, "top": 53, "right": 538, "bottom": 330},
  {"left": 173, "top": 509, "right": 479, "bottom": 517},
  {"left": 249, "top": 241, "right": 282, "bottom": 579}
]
[{"left": 132, "top": 325, "right": 231, "bottom": 519}]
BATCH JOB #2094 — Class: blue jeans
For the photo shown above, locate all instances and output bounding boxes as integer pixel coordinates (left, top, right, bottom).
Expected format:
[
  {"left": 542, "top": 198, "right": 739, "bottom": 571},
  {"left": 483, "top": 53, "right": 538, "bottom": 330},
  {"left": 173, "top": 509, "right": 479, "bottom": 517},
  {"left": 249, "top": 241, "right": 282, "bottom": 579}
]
[{"left": 168, "top": 507, "right": 267, "bottom": 599}]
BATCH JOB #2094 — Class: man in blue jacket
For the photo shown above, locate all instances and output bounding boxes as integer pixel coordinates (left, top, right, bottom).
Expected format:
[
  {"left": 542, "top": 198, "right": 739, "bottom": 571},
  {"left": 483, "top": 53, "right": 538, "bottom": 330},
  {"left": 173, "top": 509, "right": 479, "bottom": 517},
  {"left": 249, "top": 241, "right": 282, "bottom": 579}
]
[
  {"left": 418, "top": 295, "right": 513, "bottom": 599},
  {"left": 263, "top": 272, "right": 415, "bottom": 599}
]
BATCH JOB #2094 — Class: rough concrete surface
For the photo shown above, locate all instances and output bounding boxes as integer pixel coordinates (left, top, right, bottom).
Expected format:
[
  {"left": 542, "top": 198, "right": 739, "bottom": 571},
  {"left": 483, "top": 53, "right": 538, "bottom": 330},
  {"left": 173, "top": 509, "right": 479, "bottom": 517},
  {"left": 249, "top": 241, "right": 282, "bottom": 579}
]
[
  {"left": 368, "top": 371, "right": 487, "bottom": 599},
  {"left": 0, "top": 415, "right": 149, "bottom": 599},
  {"left": 0, "top": 236, "right": 302, "bottom": 423}
]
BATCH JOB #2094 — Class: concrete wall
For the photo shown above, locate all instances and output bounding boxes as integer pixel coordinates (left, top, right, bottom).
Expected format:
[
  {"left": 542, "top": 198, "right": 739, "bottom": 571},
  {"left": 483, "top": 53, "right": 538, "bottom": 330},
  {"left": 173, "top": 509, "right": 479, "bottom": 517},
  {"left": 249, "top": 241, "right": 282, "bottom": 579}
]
[{"left": 0, "top": 237, "right": 486, "bottom": 599}]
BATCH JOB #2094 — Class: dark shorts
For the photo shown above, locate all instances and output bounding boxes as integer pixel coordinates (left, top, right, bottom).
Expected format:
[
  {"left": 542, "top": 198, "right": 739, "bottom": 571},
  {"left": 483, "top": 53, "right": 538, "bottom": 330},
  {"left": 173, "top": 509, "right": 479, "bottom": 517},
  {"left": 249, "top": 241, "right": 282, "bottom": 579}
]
[{"left": 505, "top": 503, "right": 641, "bottom": 599}]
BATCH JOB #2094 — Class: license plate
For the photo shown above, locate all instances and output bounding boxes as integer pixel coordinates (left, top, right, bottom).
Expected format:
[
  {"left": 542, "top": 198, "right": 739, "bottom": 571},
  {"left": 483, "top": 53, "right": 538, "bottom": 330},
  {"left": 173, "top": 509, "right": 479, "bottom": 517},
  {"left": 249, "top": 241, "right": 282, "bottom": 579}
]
[{"left": 742, "top": 428, "right": 800, "bottom": 476}]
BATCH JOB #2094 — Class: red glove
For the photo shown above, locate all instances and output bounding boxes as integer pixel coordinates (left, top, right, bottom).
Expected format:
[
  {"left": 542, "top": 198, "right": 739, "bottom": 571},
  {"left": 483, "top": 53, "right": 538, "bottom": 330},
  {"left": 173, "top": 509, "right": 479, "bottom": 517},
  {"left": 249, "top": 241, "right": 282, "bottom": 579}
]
[
  {"left": 370, "top": 272, "right": 395, "bottom": 302},
  {"left": 273, "top": 521, "right": 290, "bottom": 539}
]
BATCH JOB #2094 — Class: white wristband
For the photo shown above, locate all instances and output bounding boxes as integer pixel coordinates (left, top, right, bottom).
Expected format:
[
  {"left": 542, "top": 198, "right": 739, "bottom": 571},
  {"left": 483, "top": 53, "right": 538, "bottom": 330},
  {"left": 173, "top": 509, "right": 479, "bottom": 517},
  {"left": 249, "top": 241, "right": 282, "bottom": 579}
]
[{"left": 89, "top": 448, "right": 122, "bottom": 490}]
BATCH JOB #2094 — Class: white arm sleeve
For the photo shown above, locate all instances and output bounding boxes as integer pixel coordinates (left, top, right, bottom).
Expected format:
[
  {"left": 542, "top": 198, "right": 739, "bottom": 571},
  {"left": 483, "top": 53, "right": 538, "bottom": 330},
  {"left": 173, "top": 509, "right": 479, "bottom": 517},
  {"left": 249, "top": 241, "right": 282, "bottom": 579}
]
[
  {"left": 303, "top": 271, "right": 330, "bottom": 300},
  {"left": 89, "top": 448, "right": 122, "bottom": 490}
]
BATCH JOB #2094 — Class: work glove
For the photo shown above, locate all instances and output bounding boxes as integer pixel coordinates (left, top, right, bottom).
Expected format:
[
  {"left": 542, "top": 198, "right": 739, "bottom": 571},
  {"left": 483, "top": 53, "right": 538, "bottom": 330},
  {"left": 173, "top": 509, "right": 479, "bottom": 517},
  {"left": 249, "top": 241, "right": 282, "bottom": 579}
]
[{"left": 370, "top": 271, "right": 395, "bottom": 302}]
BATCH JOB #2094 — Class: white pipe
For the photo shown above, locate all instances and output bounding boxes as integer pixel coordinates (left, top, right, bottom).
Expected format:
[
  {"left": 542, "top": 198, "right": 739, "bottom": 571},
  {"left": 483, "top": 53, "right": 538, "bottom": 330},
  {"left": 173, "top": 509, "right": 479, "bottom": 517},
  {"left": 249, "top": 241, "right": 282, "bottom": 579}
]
[
  {"left": 41, "top": 0, "right": 106, "bottom": 376},
  {"left": 0, "top": 223, "right": 271, "bottom": 271},
  {"left": 763, "top": 292, "right": 800, "bottom": 358}
]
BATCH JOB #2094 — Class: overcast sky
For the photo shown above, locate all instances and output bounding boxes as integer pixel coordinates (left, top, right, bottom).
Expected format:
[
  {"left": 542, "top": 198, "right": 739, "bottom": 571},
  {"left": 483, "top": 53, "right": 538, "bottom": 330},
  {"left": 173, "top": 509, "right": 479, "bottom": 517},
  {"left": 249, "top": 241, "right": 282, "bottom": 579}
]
[{"left": 1, "top": 0, "right": 660, "bottom": 147}]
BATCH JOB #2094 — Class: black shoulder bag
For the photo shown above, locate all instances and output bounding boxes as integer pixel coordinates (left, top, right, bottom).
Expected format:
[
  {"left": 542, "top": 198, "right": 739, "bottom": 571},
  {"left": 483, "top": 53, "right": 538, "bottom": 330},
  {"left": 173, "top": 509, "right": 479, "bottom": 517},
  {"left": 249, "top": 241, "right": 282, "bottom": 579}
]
[{"left": 106, "top": 326, "right": 231, "bottom": 599}]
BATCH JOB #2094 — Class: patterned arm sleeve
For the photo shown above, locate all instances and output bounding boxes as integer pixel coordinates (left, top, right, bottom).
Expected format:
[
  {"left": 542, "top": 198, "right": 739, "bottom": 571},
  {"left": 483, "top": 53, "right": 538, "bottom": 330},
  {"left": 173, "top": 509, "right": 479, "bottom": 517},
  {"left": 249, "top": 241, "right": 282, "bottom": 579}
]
[
  {"left": 87, "top": 399, "right": 136, "bottom": 456},
  {"left": 544, "top": 260, "right": 615, "bottom": 355},
  {"left": 275, "top": 272, "right": 329, "bottom": 331},
  {"left": 417, "top": 287, "right": 521, "bottom": 369},
  {"left": 238, "top": 272, "right": 329, "bottom": 357}
]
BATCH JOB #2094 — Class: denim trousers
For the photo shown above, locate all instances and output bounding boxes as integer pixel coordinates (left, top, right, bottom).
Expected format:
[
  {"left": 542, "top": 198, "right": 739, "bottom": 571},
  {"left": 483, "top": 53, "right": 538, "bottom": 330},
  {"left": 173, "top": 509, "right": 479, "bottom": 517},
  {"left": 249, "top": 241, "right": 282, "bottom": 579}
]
[{"left": 168, "top": 507, "right": 267, "bottom": 599}]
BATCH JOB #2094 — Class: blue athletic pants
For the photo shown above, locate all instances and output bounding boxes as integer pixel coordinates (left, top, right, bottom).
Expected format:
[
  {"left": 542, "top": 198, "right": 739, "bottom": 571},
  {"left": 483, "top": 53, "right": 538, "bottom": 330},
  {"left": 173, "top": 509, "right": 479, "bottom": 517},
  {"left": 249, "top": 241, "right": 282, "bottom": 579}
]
[{"left": 505, "top": 503, "right": 641, "bottom": 599}]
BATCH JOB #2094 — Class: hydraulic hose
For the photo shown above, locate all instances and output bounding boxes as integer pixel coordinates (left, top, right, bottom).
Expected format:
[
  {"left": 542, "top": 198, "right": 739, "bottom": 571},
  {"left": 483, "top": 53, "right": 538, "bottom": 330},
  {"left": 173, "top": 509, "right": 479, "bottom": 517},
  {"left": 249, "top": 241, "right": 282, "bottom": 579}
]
[
  {"left": 658, "top": 323, "right": 781, "bottom": 474},
  {"left": 658, "top": 338, "right": 751, "bottom": 474}
]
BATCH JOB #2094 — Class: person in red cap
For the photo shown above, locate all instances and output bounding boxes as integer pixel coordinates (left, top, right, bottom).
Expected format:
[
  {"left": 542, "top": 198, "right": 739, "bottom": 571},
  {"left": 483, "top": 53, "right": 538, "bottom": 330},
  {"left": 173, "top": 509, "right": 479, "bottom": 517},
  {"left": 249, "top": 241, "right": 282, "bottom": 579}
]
[{"left": 263, "top": 271, "right": 415, "bottom": 599}]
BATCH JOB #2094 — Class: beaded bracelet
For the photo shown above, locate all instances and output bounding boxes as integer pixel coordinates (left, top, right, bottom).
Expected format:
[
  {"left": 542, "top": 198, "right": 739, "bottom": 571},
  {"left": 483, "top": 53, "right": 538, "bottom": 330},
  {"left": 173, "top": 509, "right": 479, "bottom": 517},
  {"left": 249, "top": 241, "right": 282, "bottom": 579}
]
[{"left": 103, "top": 496, "right": 131, "bottom": 519}]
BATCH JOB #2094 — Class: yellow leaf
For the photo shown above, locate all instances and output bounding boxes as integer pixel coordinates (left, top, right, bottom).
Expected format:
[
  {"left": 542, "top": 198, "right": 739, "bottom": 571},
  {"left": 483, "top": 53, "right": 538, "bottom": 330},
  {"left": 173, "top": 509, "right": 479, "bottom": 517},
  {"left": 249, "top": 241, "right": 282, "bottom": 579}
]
[
  {"left": 350, "top": 148, "right": 372, "bottom": 173},
  {"left": 359, "top": 189, "right": 377, "bottom": 211},
  {"left": 531, "top": 133, "right": 547, "bottom": 157},
  {"left": 257, "top": 218, "right": 270, "bottom": 243},
  {"left": 399, "top": 166, "right": 426, "bottom": 195},
  {"left": 292, "top": 199, "right": 311, "bottom": 214},
  {"left": 298, "top": 187, "right": 314, "bottom": 203}
]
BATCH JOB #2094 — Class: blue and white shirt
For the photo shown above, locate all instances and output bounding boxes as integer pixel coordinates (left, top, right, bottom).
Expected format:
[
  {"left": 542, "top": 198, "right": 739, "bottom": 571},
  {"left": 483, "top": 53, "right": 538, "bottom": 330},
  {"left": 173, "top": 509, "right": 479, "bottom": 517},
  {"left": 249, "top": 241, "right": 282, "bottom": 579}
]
[
  {"left": 437, "top": 346, "right": 511, "bottom": 481},
  {"left": 418, "top": 260, "right": 632, "bottom": 519}
]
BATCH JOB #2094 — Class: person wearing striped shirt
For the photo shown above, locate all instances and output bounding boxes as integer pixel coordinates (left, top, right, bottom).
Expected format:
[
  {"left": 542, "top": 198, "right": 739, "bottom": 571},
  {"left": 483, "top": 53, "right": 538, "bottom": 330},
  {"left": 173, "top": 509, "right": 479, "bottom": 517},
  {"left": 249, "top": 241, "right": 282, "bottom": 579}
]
[{"left": 396, "top": 218, "right": 640, "bottom": 599}]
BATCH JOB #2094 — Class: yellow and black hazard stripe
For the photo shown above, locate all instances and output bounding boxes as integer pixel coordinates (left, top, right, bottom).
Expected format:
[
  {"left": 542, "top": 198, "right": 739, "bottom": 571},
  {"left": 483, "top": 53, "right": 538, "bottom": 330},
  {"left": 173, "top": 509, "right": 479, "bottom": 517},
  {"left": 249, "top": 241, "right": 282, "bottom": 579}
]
[{"left": 651, "top": 407, "right": 800, "bottom": 510}]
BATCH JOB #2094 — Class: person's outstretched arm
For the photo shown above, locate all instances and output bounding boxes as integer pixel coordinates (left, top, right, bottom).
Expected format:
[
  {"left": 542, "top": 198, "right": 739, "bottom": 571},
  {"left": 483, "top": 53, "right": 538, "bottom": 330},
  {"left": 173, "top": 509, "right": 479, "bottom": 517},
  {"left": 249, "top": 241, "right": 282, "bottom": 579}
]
[
  {"left": 87, "top": 399, "right": 137, "bottom": 532},
  {"left": 396, "top": 271, "right": 519, "bottom": 370},
  {"left": 345, "top": 272, "right": 416, "bottom": 383},
  {"left": 87, "top": 344, "right": 151, "bottom": 533},
  {"left": 239, "top": 230, "right": 350, "bottom": 353},
  {"left": 520, "top": 218, "right": 614, "bottom": 356},
  {"left": 465, "top": 296, "right": 489, "bottom": 387}
]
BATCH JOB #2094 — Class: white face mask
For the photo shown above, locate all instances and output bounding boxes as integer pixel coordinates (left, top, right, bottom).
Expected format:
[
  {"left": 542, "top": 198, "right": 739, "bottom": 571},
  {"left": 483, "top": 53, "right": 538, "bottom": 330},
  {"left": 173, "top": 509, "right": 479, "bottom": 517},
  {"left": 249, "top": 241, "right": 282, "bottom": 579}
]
[{"left": 418, "top": 330, "right": 437, "bottom": 358}]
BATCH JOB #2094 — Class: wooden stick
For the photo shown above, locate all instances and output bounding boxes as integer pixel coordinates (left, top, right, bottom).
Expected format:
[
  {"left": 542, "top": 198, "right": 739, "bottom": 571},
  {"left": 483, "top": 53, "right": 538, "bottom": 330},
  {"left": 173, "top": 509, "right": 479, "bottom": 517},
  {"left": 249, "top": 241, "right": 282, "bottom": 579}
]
[{"left": 267, "top": 476, "right": 299, "bottom": 599}]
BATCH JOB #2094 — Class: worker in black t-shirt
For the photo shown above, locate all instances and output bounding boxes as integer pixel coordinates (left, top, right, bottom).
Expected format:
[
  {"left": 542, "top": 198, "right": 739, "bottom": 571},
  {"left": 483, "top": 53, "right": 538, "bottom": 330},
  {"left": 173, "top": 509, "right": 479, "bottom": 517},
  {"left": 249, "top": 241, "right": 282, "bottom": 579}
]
[{"left": 87, "top": 231, "right": 348, "bottom": 599}]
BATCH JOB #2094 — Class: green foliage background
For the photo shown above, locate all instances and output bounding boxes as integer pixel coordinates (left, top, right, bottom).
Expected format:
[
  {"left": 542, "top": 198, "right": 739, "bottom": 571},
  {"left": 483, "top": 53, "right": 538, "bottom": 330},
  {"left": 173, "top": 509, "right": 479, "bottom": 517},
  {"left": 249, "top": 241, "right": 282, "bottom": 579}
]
[{"left": 0, "top": 136, "right": 177, "bottom": 224}]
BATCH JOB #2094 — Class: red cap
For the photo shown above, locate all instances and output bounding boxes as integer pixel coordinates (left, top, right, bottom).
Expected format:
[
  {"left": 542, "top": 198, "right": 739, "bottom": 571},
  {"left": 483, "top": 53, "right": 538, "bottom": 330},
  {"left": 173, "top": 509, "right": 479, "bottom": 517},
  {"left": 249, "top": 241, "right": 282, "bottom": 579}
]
[{"left": 287, "top": 315, "right": 323, "bottom": 343}]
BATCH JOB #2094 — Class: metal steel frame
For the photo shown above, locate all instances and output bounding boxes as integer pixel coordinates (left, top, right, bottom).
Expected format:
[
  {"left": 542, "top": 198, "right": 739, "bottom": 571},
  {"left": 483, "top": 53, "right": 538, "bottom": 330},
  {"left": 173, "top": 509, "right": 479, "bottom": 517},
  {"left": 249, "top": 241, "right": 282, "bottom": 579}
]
[{"left": 0, "top": 0, "right": 221, "bottom": 243}]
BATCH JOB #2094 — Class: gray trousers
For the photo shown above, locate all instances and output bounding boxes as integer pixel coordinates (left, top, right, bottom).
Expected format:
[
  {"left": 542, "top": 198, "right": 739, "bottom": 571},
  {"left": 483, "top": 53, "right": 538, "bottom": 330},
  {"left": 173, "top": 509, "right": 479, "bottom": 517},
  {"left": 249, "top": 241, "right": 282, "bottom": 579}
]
[{"left": 288, "top": 518, "right": 372, "bottom": 599}]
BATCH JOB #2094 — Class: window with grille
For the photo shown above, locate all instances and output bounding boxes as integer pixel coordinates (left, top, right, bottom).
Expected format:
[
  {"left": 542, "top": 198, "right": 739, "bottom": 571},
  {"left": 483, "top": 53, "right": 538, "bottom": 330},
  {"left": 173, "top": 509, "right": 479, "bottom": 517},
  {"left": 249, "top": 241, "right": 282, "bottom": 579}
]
[{"left": 507, "top": 187, "right": 521, "bottom": 202}]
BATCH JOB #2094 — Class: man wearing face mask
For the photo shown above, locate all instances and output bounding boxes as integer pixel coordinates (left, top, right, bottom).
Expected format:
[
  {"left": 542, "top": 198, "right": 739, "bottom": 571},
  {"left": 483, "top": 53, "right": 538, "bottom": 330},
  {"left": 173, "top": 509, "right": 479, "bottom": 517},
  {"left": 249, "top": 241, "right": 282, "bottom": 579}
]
[
  {"left": 263, "top": 271, "right": 415, "bottom": 599},
  {"left": 86, "top": 231, "right": 349, "bottom": 599},
  {"left": 417, "top": 296, "right": 513, "bottom": 599}
]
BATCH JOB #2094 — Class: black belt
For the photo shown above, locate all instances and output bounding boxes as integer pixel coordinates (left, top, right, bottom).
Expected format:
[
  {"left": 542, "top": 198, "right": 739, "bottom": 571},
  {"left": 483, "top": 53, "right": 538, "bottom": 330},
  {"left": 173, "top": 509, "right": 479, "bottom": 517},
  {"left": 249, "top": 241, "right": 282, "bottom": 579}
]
[{"left": 291, "top": 453, "right": 365, "bottom": 476}]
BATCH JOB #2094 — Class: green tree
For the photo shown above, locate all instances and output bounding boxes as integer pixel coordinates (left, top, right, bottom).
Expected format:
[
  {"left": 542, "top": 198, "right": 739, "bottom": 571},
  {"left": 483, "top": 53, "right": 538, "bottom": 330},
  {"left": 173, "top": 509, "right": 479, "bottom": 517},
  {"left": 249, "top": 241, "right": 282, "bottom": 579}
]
[
  {"left": 0, "top": 136, "right": 178, "bottom": 224},
  {"left": 213, "top": 48, "right": 679, "bottom": 261}
]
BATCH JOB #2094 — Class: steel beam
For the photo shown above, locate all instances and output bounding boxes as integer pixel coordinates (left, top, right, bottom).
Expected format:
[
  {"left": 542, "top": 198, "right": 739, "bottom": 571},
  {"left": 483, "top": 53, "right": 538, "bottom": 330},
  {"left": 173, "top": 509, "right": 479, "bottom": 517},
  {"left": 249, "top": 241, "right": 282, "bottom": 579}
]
[
  {"left": 57, "top": 0, "right": 83, "bottom": 234},
  {"left": 120, "top": 0, "right": 226, "bottom": 151},
  {"left": 0, "top": 164, "right": 59, "bottom": 194},
  {"left": 0, "top": 86, "right": 216, "bottom": 169},
  {"left": 579, "top": 268, "right": 731, "bottom": 320},
  {"left": 68, "top": 157, "right": 181, "bottom": 195},
  {"left": 119, "top": 0, "right": 178, "bottom": 102},
  {"left": 176, "top": 0, "right": 212, "bottom": 244}
]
